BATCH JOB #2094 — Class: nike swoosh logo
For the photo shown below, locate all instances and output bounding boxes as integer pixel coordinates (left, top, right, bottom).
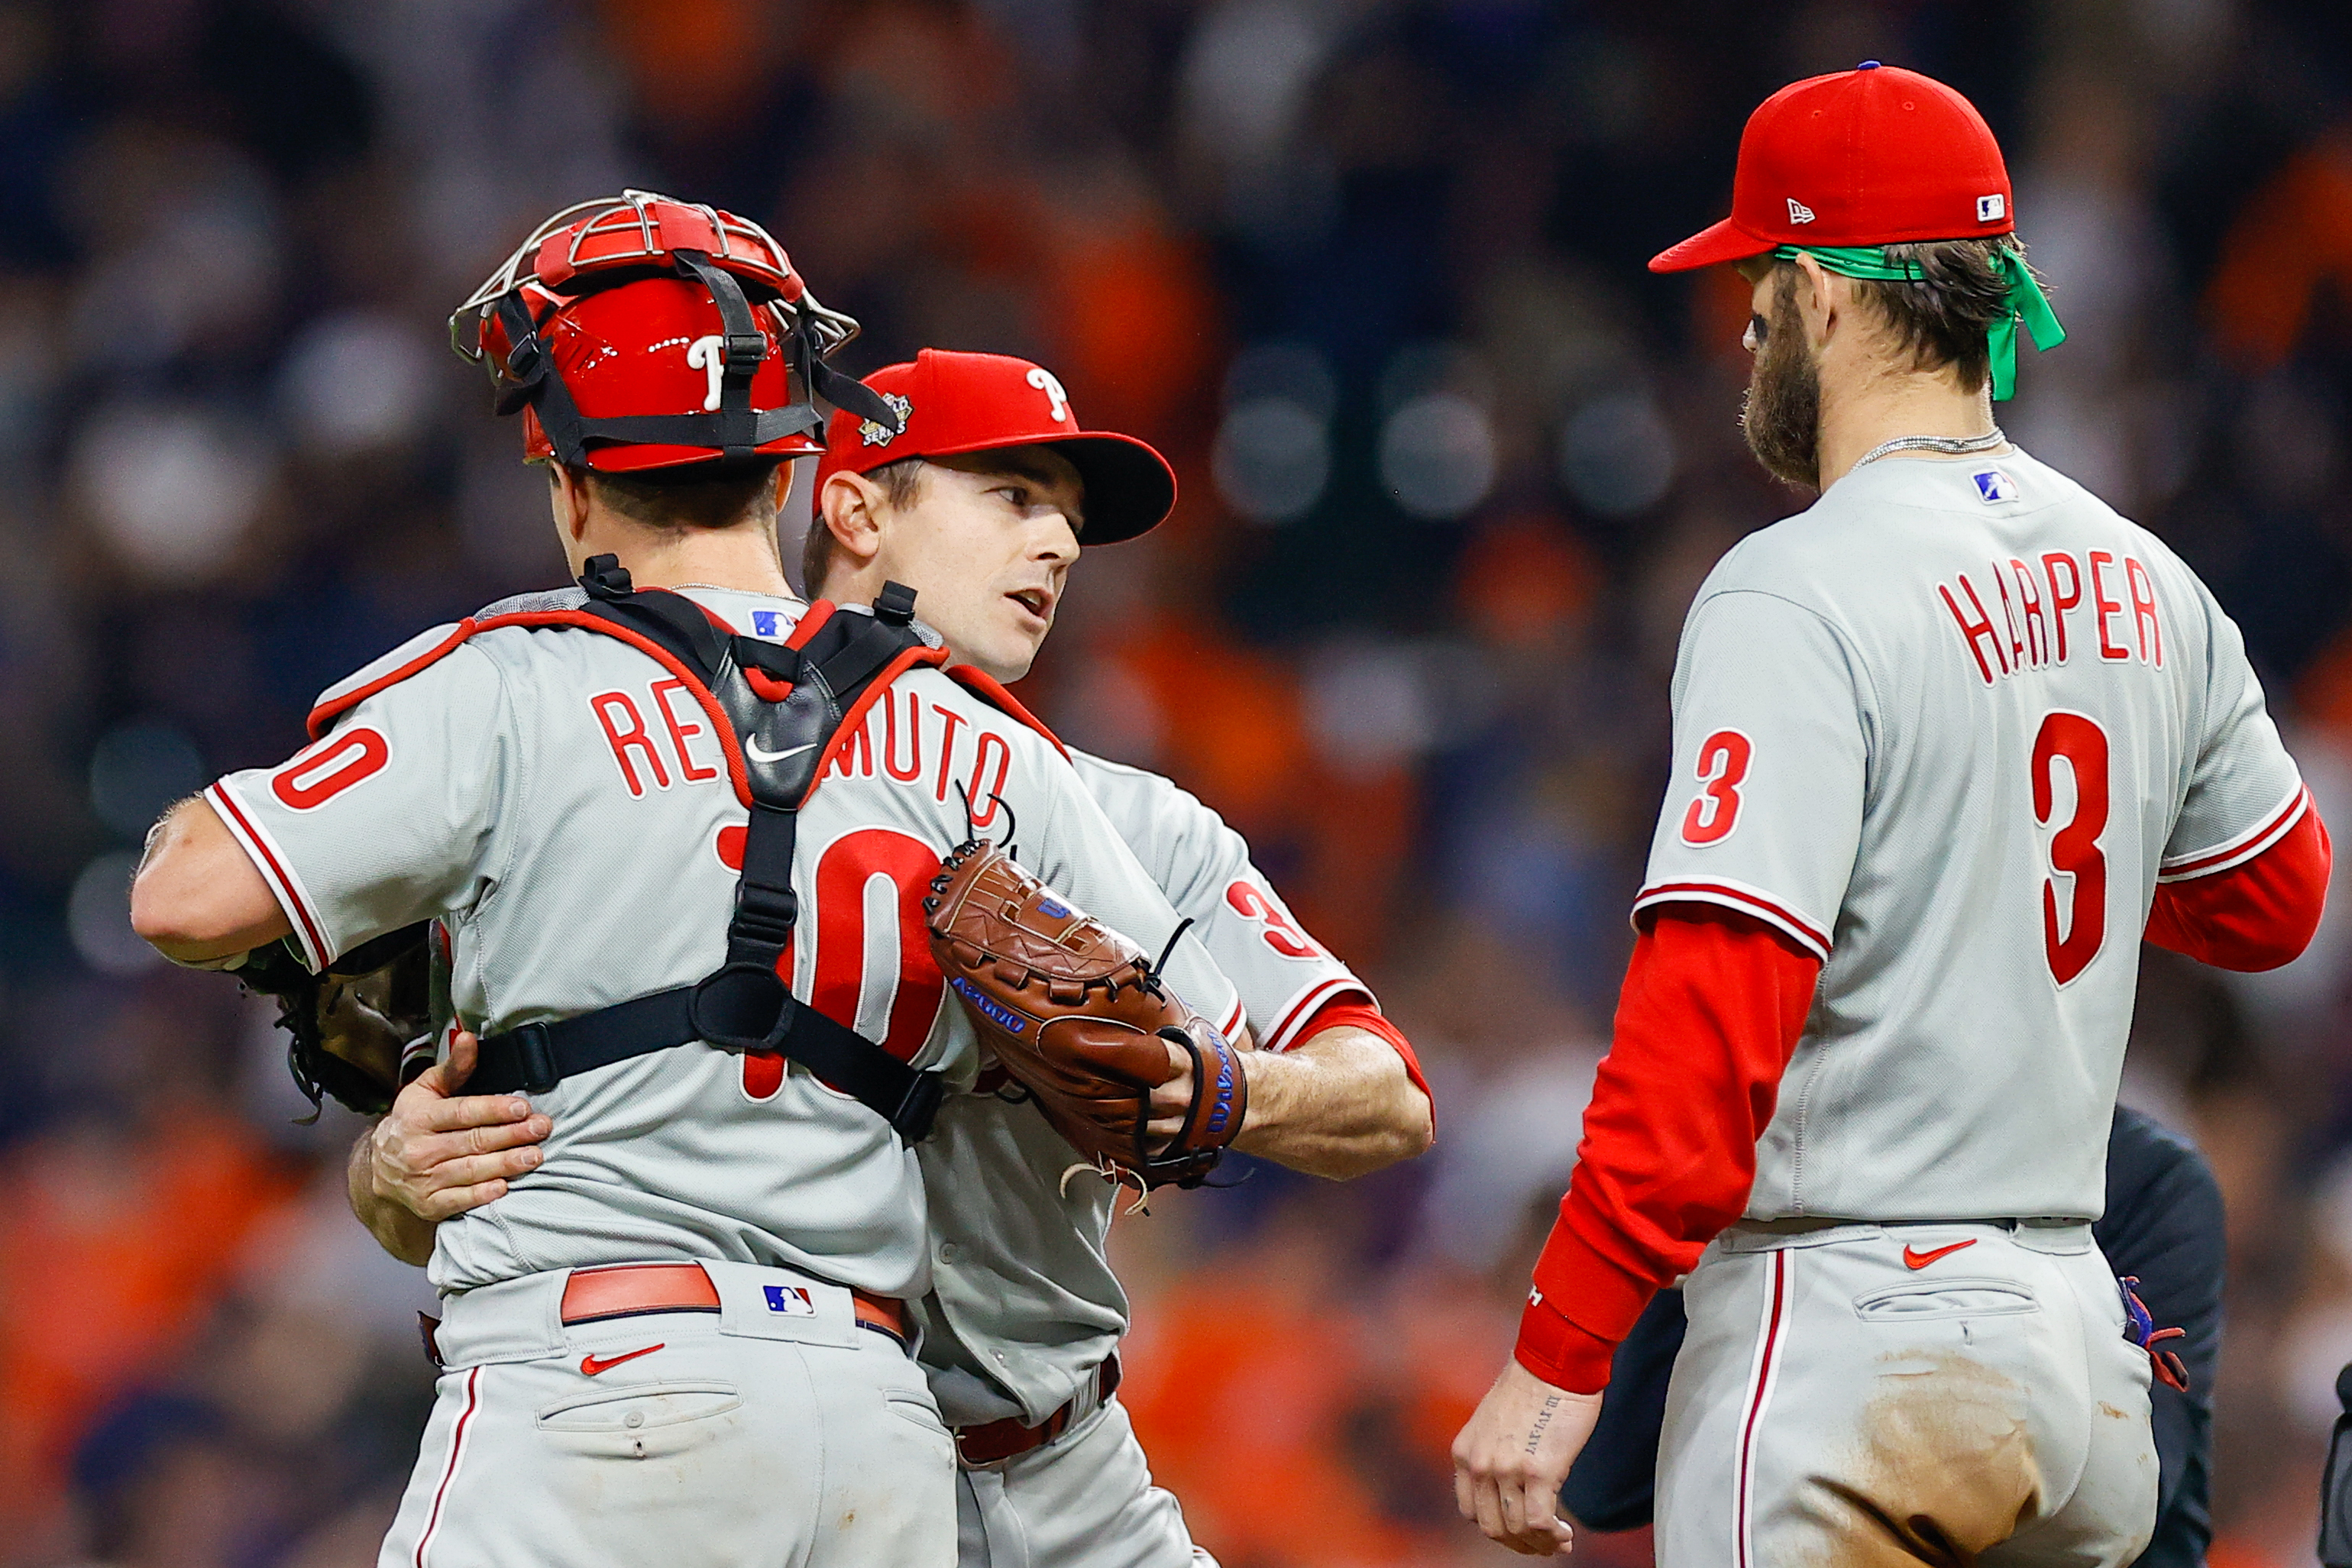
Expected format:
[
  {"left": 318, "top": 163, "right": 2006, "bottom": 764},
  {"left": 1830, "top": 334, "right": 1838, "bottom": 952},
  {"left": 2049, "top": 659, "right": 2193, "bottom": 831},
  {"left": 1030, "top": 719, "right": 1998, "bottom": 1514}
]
[
  {"left": 1902, "top": 1240, "right": 1978, "bottom": 1271},
  {"left": 744, "top": 739, "right": 817, "bottom": 765},
  {"left": 580, "top": 1343, "right": 665, "bottom": 1376}
]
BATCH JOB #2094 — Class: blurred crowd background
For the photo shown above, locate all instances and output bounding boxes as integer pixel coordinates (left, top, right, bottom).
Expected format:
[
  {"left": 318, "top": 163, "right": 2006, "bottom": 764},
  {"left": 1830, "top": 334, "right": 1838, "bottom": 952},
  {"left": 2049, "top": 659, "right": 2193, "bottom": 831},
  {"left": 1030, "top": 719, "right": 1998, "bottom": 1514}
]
[{"left": 4, "top": 0, "right": 2352, "bottom": 1563}]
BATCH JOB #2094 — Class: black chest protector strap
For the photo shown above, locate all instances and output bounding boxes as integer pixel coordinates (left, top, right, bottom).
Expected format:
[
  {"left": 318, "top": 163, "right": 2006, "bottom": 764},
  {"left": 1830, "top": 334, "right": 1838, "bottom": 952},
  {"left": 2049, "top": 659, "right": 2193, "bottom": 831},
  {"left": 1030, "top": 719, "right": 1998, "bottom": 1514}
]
[{"left": 469, "top": 558, "right": 946, "bottom": 1140}]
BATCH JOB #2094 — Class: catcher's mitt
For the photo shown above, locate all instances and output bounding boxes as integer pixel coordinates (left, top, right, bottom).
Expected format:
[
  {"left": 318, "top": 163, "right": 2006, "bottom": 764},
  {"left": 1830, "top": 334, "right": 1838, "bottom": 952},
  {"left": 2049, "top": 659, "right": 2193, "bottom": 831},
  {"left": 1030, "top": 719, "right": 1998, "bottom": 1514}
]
[
  {"left": 925, "top": 839, "right": 1248, "bottom": 1189},
  {"left": 238, "top": 923, "right": 435, "bottom": 1119}
]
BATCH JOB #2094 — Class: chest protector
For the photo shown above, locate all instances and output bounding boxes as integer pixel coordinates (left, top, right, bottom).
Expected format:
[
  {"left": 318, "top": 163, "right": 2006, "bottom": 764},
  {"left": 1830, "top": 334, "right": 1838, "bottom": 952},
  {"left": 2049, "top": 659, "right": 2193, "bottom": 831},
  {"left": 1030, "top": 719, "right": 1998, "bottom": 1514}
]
[{"left": 461, "top": 554, "right": 949, "bottom": 1139}]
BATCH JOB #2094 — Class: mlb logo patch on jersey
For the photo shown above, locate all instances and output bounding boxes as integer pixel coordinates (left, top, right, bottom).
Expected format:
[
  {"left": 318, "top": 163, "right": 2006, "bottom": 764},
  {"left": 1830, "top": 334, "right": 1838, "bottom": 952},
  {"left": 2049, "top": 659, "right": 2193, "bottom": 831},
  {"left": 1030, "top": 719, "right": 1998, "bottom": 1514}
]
[
  {"left": 763, "top": 1285, "right": 817, "bottom": 1316},
  {"left": 1972, "top": 468, "right": 2018, "bottom": 504},
  {"left": 750, "top": 609, "right": 784, "bottom": 639}
]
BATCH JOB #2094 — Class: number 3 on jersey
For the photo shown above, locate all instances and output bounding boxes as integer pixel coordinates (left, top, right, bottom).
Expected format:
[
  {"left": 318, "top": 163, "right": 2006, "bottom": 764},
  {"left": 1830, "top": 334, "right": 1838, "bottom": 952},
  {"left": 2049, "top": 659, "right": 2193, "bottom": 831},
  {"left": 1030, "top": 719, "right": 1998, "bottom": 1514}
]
[
  {"left": 1680, "top": 729, "right": 1752, "bottom": 846},
  {"left": 2032, "top": 712, "right": 2110, "bottom": 985}
]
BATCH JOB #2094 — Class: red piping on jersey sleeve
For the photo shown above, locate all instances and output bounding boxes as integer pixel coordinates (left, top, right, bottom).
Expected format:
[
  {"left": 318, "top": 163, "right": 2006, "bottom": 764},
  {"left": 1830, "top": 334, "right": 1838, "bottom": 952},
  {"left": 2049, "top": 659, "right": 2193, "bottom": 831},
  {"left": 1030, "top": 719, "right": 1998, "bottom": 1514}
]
[
  {"left": 2160, "top": 781, "right": 2310, "bottom": 880},
  {"left": 205, "top": 781, "right": 331, "bottom": 969},
  {"left": 1629, "top": 878, "right": 1830, "bottom": 961},
  {"left": 306, "top": 622, "right": 478, "bottom": 739},
  {"left": 1512, "top": 904, "right": 1820, "bottom": 1394},
  {"left": 2146, "top": 801, "right": 2330, "bottom": 972},
  {"left": 1263, "top": 975, "right": 1360, "bottom": 1052},
  {"left": 1289, "top": 996, "right": 1432, "bottom": 1112}
]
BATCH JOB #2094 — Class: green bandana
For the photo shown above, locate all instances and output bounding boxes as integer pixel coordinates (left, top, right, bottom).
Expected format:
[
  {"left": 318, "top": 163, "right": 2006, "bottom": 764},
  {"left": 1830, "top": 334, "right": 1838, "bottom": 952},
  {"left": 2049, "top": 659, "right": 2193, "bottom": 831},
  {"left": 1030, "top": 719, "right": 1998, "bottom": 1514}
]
[{"left": 1769, "top": 243, "right": 2064, "bottom": 401}]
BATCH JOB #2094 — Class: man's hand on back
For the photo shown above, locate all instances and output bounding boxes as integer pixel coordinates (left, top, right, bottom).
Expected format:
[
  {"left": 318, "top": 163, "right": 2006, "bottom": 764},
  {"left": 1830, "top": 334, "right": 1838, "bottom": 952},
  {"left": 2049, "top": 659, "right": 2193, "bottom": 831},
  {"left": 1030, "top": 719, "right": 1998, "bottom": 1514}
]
[{"left": 348, "top": 1030, "right": 551, "bottom": 1264}]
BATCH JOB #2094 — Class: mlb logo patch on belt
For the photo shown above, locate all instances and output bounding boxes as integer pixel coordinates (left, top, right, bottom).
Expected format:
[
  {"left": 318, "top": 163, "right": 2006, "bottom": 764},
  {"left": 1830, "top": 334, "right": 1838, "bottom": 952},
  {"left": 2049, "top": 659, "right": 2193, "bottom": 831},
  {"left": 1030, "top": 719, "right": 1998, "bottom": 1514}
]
[
  {"left": 765, "top": 1285, "right": 817, "bottom": 1316},
  {"left": 1973, "top": 467, "right": 2017, "bottom": 503}
]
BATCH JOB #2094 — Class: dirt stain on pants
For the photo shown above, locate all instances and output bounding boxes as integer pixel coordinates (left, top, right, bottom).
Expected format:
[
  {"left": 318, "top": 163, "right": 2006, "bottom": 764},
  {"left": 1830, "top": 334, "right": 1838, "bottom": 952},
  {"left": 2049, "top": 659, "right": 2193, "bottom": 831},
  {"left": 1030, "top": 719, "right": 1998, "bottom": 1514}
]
[{"left": 1789, "top": 1353, "right": 2044, "bottom": 1567}]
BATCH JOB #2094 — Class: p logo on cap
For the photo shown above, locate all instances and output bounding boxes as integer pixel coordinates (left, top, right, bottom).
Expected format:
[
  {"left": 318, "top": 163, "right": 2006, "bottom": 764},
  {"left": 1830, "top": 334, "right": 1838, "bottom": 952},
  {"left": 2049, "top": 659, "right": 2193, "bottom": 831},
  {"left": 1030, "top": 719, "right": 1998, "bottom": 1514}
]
[
  {"left": 1026, "top": 366, "right": 1071, "bottom": 423},
  {"left": 813, "top": 348, "right": 1179, "bottom": 544}
]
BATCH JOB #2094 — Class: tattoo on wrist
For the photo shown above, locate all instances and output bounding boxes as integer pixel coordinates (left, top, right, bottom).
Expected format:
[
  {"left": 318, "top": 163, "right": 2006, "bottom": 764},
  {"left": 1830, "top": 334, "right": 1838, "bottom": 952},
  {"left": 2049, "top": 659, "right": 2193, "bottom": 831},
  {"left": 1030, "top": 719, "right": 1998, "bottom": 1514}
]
[{"left": 1525, "top": 1393, "right": 1562, "bottom": 1453}]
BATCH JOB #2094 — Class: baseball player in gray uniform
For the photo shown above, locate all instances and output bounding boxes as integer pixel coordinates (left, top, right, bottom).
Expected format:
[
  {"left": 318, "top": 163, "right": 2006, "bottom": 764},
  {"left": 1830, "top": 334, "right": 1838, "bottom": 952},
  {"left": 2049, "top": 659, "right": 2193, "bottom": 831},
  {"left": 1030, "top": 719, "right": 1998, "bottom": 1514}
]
[
  {"left": 356, "top": 347, "right": 1435, "bottom": 1568},
  {"left": 131, "top": 196, "right": 1240, "bottom": 1568},
  {"left": 1451, "top": 67, "right": 2331, "bottom": 1563}
]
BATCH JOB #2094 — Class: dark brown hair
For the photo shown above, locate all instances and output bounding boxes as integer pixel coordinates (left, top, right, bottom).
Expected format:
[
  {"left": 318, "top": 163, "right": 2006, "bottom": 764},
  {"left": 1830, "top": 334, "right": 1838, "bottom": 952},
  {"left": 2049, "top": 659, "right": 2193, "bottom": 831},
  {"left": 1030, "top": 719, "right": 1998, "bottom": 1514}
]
[
  {"left": 1843, "top": 235, "right": 2033, "bottom": 396},
  {"left": 558, "top": 458, "right": 785, "bottom": 532},
  {"left": 800, "top": 457, "right": 926, "bottom": 599}
]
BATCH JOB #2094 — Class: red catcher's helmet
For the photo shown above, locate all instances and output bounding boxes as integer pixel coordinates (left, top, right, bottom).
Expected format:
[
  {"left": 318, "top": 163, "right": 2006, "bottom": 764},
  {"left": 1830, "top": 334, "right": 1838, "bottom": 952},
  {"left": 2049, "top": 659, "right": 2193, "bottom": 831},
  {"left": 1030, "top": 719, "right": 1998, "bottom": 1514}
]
[{"left": 448, "top": 189, "right": 903, "bottom": 473}]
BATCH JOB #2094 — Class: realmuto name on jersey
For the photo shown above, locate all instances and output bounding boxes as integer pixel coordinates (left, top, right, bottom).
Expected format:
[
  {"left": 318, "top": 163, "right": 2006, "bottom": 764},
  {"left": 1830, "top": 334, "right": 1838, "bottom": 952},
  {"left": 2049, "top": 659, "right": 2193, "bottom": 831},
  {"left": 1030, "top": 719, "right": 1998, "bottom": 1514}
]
[
  {"left": 585, "top": 677, "right": 1016, "bottom": 826},
  {"left": 1936, "top": 548, "right": 2163, "bottom": 687}
]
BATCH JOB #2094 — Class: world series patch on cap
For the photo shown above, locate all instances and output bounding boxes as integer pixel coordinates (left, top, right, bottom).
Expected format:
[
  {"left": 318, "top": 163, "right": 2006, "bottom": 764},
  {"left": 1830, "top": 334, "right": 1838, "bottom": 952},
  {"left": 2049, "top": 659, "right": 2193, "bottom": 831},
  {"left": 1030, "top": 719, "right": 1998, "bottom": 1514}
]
[
  {"left": 814, "top": 348, "right": 1179, "bottom": 545},
  {"left": 1649, "top": 62, "right": 2014, "bottom": 273}
]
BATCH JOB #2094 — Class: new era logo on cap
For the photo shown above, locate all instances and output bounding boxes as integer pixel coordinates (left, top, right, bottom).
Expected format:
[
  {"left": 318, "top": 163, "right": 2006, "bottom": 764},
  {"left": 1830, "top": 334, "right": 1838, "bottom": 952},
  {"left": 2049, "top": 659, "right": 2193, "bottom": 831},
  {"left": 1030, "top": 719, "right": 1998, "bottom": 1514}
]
[
  {"left": 1787, "top": 198, "right": 1817, "bottom": 225},
  {"left": 1978, "top": 193, "right": 2006, "bottom": 222}
]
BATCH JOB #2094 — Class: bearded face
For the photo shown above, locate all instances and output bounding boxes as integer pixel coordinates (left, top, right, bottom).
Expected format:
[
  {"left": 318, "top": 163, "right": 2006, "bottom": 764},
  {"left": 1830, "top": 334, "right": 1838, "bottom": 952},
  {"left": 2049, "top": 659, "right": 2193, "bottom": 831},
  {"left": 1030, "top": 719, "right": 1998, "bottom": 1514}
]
[{"left": 1739, "top": 268, "right": 1822, "bottom": 490}]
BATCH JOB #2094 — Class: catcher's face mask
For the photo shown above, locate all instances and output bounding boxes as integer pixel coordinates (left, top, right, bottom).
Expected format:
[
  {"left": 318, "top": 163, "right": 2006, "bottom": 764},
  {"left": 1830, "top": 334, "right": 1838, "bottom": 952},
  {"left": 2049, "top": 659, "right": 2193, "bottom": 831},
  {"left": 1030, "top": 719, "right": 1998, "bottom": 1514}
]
[{"left": 449, "top": 189, "right": 901, "bottom": 474}]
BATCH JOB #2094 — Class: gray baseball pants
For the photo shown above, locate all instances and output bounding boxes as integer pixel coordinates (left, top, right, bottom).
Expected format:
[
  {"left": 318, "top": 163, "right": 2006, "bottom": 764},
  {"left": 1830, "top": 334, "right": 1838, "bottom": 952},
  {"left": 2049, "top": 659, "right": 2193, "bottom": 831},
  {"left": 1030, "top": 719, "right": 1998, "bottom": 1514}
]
[
  {"left": 956, "top": 1393, "right": 1215, "bottom": 1568},
  {"left": 1657, "top": 1219, "right": 2158, "bottom": 1566},
  {"left": 378, "top": 1260, "right": 955, "bottom": 1568}
]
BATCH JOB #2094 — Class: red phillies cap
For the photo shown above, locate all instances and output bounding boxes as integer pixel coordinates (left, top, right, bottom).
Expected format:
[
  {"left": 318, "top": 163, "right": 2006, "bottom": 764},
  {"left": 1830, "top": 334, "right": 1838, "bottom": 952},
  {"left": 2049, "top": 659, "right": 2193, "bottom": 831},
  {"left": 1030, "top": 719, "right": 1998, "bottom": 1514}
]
[
  {"left": 1650, "top": 63, "right": 2014, "bottom": 273},
  {"left": 813, "top": 349, "right": 1177, "bottom": 545}
]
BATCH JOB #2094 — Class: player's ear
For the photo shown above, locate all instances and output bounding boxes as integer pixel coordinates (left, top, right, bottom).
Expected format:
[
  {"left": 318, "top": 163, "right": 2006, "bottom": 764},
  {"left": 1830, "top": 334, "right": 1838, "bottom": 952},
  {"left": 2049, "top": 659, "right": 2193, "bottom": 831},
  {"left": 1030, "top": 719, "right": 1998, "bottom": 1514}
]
[
  {"left": 546, "top": 462, "right": 594, "bottom": 545},
  {"left": 1792, "top": 252, "right": 1838, "bottom": 347},
  {"left": 818, "top": 470, "right": 886, "bottom": 569}
]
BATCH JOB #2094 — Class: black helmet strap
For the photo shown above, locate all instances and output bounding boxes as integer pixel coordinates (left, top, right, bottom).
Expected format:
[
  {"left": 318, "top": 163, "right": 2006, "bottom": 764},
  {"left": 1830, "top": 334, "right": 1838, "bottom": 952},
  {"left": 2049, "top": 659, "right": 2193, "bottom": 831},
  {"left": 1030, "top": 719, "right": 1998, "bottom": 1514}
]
[{"left": 490, "top": 256, "right": 831, "bottom": 470}]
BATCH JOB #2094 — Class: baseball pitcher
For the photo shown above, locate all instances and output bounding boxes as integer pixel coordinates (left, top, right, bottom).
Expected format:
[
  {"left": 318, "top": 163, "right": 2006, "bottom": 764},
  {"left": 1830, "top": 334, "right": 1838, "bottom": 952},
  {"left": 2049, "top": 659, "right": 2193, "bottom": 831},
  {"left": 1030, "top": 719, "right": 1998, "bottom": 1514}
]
[
  {"left": 1451, "top": 66, "right": 2331, "bottom": 1564},
  {"left": 131, "top": 194, "right": 1239, "bottom": 1568}
]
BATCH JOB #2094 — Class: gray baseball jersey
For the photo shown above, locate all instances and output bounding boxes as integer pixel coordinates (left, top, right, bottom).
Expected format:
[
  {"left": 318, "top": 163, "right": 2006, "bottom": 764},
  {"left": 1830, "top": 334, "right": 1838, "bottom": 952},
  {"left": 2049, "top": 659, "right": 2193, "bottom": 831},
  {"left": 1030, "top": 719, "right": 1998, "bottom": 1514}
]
[
  {"left": 1639, "top": 448, "right": 2305, "bottom": 1224},
  {"left": 917, "top": 748, "right": 1374, "bottom": 1426},
  {"left": 208, "top": 589, "right": 1237, "bottom": 1301}
]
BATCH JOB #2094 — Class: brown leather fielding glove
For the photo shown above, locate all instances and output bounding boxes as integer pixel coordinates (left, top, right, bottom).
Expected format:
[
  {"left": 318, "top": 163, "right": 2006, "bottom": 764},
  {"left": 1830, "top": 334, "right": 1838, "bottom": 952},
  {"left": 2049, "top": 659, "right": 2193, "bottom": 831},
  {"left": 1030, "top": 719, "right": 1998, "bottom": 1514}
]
[{"left": 925, "top": 839, "right": 1249, "bottom": 1188}]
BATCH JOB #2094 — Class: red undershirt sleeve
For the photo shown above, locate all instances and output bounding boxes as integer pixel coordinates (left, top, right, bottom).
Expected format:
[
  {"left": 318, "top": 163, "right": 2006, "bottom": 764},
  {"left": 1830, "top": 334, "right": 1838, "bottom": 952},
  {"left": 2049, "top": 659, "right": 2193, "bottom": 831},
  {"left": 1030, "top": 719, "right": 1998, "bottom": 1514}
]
[
  {"left": 1512, "top": 904, "right": 1821, "bottom": 1394},
  {"left": 2146, "top": 804, "right": 2330, "bottom": 972}
]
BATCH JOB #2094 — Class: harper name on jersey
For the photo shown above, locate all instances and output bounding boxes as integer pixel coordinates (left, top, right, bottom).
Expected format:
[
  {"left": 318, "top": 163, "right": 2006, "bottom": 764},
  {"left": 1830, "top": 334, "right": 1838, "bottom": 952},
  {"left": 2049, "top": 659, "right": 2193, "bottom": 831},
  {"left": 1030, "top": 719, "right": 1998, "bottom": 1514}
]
[{"left": 1936, "top": 538, "right": 2166, "bottom": 685}]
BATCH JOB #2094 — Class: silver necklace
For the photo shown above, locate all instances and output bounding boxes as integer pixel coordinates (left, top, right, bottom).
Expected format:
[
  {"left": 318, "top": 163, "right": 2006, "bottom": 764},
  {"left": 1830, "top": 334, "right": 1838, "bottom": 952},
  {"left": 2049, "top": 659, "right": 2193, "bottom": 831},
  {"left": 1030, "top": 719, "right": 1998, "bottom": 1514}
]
[{"left": 1852, "top": 426, "right": 2007, "bottom": 469}]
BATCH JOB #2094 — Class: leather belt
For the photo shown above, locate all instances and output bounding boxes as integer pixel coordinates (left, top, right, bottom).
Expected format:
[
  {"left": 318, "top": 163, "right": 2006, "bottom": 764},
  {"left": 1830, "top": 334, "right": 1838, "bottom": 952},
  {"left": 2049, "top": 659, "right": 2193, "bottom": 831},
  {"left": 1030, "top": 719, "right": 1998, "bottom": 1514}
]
[
  {"left": 954, "top": 1355, "right": 1120, "bottom": 1466},
  {"left": 559, "top": 1262, "right": 908, "bottom": 1343},
  {"left": 1732, "top": 1215, "right": 2090, "bottom": 1237}
]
